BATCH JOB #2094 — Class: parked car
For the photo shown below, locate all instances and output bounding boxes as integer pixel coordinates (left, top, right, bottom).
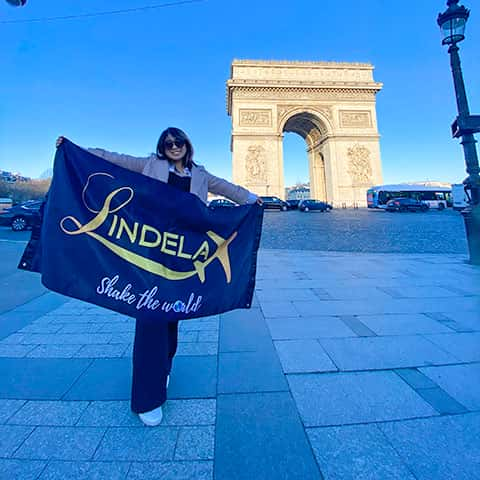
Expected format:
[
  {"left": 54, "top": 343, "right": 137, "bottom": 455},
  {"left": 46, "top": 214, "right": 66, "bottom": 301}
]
[
  {"left": 259, "top": 196, "right": 288, "bottom": 211},
  {"left": 286, "top": 199, "right": 300, "bottom": 210},
  {"left": 208, "top": 198, "right": 236, "bottom": 208},
  {"left": 0, "top": 200, "right": 43, "bottom": 231},
  {"left": 385, "top": 198, "right": 429, "bottom": 212},
  {"left": 298, "top": 199, "right": 333, "bottom": 212}
]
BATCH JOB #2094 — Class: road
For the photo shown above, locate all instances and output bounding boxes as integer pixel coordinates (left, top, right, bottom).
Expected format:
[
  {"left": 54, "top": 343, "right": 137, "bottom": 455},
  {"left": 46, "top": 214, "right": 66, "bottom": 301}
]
[
  {"left": 1, "top": 207, "right": 468, "bottom": 255},
  {"left": 260, "top": 208, "right": 468, "bottom": 254},
  {"left": 0, "top": 232, "right": 47, "bottom": 314}
]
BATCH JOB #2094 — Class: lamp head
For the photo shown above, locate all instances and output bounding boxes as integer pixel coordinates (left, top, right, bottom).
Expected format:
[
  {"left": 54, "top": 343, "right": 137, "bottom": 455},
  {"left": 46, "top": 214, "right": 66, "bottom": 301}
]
[
  {"left": 437, "top": 0, "right": 470, "bottom": 45},
  {"left": 5, "top": 0, "right": 27, "bottom": 6}
]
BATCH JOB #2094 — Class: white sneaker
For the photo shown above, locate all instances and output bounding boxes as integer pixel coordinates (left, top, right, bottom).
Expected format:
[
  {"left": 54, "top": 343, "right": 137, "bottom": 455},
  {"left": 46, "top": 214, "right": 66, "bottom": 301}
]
[
  {"left": 138, "top": 405, "right": 163, "bottom": 427},
  {"left": 167, "top": 375, "right": 170, "bottom": 389}
]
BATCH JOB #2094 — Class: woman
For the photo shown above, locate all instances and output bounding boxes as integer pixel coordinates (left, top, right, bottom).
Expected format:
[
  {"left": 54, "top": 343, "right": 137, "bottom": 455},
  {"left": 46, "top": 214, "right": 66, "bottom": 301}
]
[{"left": 57, "top": 127, "right": 260, "bottom": 426}]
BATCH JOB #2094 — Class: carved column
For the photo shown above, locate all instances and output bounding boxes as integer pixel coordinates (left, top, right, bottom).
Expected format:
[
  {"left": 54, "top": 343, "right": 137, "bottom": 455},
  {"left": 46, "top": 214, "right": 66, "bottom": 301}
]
[
  {"left": 347, "top": 143, "right": 374, "bottom": 205},
  {"left": 307, "top": 142, "right": 327, "bottom": 201},
  {"left": 232, "top": 134, "right": 284, "bottom": 198}
]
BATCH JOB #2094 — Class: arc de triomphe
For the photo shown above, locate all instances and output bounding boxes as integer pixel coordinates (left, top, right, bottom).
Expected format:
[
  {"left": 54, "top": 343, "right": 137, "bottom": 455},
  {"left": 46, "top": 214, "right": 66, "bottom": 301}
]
[{"left": 227, "top": 60, "right": 384, "bottom": 206}]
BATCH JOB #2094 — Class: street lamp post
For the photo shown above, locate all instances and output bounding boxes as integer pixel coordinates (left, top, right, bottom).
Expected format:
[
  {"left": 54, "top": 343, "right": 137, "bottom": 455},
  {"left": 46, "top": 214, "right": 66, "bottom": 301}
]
[{"left": 438, "top": 0, "right": 480, "bottom": 264}]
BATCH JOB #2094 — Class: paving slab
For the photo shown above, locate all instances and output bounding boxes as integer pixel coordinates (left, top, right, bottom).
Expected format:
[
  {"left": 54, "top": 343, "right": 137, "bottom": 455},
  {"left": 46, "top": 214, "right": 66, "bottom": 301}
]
[
  {"left": 322, "top": 286, "right": 394, "bottom": 300},
  {"left": 161, "top": 399, "right": 216, "bottom": 426},
  {"left": 179, "top": 318, "right": 219, "bottom": 332},
  {"left": 266, "top": 316, "right": 356, "bottom": 340},
  {"left": 274, "top": 339, "right": 337, "bottom": 373},
  {"left": 219, "top": 308, "right": 271, "bottom": 352},
  {"left": 256, "top": 288, "right": 320, "bottom": 302},
  {"left": 394, "top": 368, "right": 439, "bottom": 390},
  {"left": 380, "top": 286, "right": 467, "bottom": 298},
  {"left": 420, "top": 363, "right": 480, "bottom": 410},
  {"left": 0, "top": 311, "right": 51, "bottom": 342},
  {"left": 217, "top": 347, "right": 288, "bottom": 394},
  {"left": 174, "top": 426, "right": 215, "bottom": 460},
  {"left": 76, "top": 399, "right": 217, "bottom": 428},
  {"left": 7, "top": 400, "right": 90, "bottom": 426},
  {"left": 168, "top": 355, "right": 217, "bottom": 399},
  {"left": 176, "top": 342, "right": 217, "bottom": 356},
  {"left": 0, "top": 400, "right": 26, "bottom": 424},
  {"left": 37, "top": 461, "right": 130, "bottom": 480},
  {"left": 57, "top": 324, "right": 104, "bottom": 334},
  {"left": 25, "top": 345, "right": 83, "bottom": 358},
  {"left": 18, "top": 323, "right": 63, "bottom": 334},
  {"left": 215, "top": 392, "right": 321, "bottom": 480},
  {"left": 196, "top": 330, "right": 218, "bottom": 342},
  {"left": 0, "top": 358, "right": 92, "bottom": 399},
  {"left": 424, "top": 332, "right": 480, "bottom": 362},
  {"left": 13, "top": 426, "right": 105, "bottom": 460},
  {"left": 0, "top": 424, "right": 34, "bottom": 457},
  {"left": 127, "top": 461, "right": 213, "bottom": 480},
  {"left": 0, "top": 344, "right": 36, "bottom": 357},
  {"left": 8, "top": 292, "right": 68, "bottom": 315},
  {"left": 307, "top": 424, "right": 416, "bottom": 480},
  {"left": 439, "top": 310, "right": 480, "bottom": 332},
  {"left": 63, "top": 358, "right": 132, "bottom": 401},
  {"left": 0, "top": 275, "right": 46, "bottom": 315},
  {"left": 379, "top": 413, "right": 480, "bottom": 480},
  {"left": 98, "top": 323, "right": 135, "bottom": 333},
  {"left": 357, "top": 313, "right": 453, "bottom": 335},
  {"left": 76, "top": 401, "right": 141, "bottom": 427},
  {"left": 319, "top": 335, "right": 459, "bottom": 371},
  {"left": 259, "top": 301, "right": 300, "bottom": 318},
  {"left": 288, "top": 371, "right": 436, "bottom": 427},
  {"left": 73, "top": 344, "right": 129, "bottom": 358},
  {"left": 338, "top": 315, "right": 376, "bottom": 336},
  {"left": 17, "top": 333, "right": 114, "bottom": 345},
  {"left": 415, "top": 387, "right": 468, "bottom": 414},
  {"left": 93, "top": 427, "right": 178, "bottom": 461},
  {"left": 293, "top": 296, "right": 480, "bottom": 316},
  {"left": 0, "top": 459, "right": 46, "bottom": 480}
]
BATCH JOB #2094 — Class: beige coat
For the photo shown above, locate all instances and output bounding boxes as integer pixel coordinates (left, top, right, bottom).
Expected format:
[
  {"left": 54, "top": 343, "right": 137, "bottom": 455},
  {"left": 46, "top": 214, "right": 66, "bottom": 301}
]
[{"left": 87, "top": 148, "right": 255, "bottom": 205}]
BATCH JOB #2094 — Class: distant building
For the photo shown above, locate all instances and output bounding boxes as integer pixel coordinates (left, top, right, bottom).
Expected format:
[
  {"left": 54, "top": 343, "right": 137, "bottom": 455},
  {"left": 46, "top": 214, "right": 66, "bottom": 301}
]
[
  {"left": 0, "top": 170, "right": 30, "bottom": 183},
  {"left": 286, "top": 183, "right": 310, "bottom": 200},
  {"left": 1, "top": 171, "right": 16, "bottom": 183}
]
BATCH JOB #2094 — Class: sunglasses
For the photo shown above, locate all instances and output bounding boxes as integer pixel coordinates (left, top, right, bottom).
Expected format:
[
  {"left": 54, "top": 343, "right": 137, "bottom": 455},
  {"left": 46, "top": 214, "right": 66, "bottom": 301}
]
[{"left": 164, "top": 138, "right": 186, "bottom": 150}]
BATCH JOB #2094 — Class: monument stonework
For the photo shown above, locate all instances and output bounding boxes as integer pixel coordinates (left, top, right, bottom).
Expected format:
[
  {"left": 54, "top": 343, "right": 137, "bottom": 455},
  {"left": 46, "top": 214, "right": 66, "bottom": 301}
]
[{"left": 227, "top": 60, "right": 384, "bottom": 206}]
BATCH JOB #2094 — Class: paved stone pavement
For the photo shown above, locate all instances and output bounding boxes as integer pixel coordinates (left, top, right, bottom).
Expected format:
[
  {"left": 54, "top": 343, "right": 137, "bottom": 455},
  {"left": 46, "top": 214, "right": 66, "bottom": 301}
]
[{"left": 0, "top": 249, "right": 479, "bottom": 479}]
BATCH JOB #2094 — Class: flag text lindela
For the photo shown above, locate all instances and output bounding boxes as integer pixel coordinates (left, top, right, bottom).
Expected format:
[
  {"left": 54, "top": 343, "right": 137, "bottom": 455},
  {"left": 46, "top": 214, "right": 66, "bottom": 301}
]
[{"left": 60, "top": 184, "right": 237, "bottom": 283}]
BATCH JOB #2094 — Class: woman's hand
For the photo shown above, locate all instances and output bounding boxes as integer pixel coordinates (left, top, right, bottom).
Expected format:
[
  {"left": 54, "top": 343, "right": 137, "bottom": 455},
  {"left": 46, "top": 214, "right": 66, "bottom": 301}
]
[{"left": 56, "top": 136, "right": 65, "bottom": 148}]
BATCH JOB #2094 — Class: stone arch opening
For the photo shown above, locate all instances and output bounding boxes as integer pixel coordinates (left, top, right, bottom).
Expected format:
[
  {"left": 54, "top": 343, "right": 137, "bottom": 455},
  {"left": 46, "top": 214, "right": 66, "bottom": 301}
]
[{"left": 281, "top": 111, "right": 330, "bottom": 201}]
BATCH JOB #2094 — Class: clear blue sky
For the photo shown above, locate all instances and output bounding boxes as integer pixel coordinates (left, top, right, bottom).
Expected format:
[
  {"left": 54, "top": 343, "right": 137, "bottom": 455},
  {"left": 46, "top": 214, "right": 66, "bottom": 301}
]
[{"left": 1, "top": 0, "right": 479, "bottom": 186}]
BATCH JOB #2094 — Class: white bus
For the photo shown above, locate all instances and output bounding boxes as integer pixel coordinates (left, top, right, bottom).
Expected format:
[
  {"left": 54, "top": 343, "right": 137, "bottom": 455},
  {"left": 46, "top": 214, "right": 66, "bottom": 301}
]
[{"left": 367, "top": 184, "right": 451, "bottom": 210}]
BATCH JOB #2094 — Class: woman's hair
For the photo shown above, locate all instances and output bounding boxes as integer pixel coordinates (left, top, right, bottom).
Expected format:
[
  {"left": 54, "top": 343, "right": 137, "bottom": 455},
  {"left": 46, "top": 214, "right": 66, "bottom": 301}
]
[{"left": 156, "top": 127, "right": 195, "bottom": 169}]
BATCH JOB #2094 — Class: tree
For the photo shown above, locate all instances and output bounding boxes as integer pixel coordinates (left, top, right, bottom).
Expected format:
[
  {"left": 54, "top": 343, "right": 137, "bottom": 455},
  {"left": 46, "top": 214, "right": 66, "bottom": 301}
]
[{"left": 0, "top": 179, "right": 50, "bottom": 204}]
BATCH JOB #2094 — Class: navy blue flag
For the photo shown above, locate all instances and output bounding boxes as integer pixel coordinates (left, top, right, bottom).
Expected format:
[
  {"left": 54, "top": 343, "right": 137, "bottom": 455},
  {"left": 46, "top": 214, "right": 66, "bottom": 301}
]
[{"left": 19, "top": 139, "right": 263, "bottom": 322}]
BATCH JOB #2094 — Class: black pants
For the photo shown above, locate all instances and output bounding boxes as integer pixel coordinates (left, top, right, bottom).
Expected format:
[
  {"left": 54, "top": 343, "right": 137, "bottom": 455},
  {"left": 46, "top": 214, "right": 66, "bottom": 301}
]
[{"left": 130, "top": 319, "right": 179, "bottom": 413}]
